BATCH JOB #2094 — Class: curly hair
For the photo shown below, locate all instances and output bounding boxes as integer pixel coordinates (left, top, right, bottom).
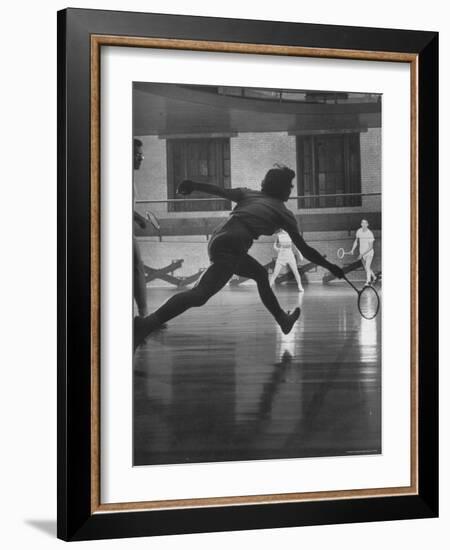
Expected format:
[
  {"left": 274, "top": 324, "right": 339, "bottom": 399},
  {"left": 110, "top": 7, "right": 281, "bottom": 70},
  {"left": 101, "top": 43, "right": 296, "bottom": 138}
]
[{"left": 261, "top": 164, "right": 295, "bottom": 201}]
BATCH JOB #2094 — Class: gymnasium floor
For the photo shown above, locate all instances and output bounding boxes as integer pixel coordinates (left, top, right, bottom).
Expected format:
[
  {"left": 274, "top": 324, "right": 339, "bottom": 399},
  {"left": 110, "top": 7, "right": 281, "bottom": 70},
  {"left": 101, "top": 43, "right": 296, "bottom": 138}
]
[{"left": 133, "top": 282, "right": 382, "bottom": 466}]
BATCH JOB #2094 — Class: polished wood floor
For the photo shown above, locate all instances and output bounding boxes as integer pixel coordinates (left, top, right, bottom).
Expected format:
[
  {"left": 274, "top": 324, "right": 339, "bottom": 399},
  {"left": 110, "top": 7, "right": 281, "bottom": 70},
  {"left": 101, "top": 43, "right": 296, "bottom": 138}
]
[{"left": 133, "top": 282, "right": 381, "bottom": 466}]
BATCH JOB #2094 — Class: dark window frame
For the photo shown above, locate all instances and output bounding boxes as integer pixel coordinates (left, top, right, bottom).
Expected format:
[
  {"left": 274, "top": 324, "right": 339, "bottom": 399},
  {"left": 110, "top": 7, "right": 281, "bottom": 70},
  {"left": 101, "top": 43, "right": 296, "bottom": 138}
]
[
  {"left": 166, "top": 137, "right": 231, "bottom": 212},
  {"left": 296, "top": 133, "right": 362, "bottom": 209}
]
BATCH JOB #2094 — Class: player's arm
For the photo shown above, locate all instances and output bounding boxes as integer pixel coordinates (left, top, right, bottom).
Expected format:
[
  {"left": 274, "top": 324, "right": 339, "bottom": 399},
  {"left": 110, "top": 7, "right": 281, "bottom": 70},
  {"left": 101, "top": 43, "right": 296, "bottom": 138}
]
[
  {"left": 350, "top": 235, "right": 358, "bottom": 254},
  {"left": 177, "top": 179, "right": 243, "bottom": 202},
  {"left": 288, "top": 229, "right": 343, "bottom": 278}
]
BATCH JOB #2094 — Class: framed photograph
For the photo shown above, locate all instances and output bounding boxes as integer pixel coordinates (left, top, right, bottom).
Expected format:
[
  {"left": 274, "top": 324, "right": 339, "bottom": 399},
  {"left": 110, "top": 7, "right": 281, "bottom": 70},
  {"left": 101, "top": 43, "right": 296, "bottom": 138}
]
[{"left": 57, "top": 8, "right": 438, "bottom": 541}]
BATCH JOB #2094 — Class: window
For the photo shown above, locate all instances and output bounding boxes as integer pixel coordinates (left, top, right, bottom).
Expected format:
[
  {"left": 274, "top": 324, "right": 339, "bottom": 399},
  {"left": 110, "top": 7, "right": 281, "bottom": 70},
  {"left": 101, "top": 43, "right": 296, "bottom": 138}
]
[
  {"left": 296, "top": 133, "right": 361, "bottom": 208},
  {"left": 167, "top": 138, "right": 231, "bottom": 212}
]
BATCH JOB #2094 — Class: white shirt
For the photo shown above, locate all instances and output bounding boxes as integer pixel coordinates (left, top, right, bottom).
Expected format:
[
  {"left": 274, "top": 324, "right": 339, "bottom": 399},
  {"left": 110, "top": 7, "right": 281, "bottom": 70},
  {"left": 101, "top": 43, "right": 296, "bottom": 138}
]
[
  {"left": 276, "top": 230, "right": 303, "bottom": 263},
  {"left": 277, "top": 231, "right": 293, "bottom": 248},
  {"left": 356, "top": 228, "right": 375, "bottom": 254}
]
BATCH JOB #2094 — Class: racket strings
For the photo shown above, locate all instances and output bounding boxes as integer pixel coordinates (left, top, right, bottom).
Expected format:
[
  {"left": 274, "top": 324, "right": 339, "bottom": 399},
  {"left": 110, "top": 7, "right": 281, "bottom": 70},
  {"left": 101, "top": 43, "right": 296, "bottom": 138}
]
[{"left": 358, "top": 286, "right": 380, "bottom": 320}]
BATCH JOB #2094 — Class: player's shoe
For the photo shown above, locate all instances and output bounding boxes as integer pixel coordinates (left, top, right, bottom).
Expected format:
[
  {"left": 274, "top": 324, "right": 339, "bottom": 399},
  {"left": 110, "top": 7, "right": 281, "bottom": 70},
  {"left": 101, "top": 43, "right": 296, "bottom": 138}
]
[{"left": 278, "top": 307, "right": 301, "bottom": 335}]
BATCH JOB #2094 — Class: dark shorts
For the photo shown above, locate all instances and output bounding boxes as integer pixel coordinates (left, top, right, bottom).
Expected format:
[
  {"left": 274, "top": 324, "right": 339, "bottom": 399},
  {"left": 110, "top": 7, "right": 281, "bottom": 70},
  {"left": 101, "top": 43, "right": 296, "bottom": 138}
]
[{"left": 208, "top": 218, "right": 253, "bottom": 264}]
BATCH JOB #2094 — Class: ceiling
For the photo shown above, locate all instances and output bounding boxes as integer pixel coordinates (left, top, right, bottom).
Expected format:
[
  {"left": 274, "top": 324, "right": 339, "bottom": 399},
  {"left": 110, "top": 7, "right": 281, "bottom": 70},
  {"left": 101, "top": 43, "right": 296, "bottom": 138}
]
[{"left": 133, "top": 83, "right": 382, "bottom": 137}]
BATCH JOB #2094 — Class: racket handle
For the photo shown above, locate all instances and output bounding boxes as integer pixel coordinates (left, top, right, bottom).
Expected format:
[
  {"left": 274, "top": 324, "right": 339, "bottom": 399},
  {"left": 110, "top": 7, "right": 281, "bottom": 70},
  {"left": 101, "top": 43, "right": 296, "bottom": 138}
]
[{"left": 343, "top": 276, "right": 359, "bottom": 293}]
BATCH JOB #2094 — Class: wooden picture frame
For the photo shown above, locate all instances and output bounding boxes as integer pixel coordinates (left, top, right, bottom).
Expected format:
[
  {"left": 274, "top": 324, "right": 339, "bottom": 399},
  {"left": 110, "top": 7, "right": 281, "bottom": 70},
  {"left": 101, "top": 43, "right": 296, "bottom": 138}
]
[{"left": 57, "top": 8, "right": 438, "bottom": 541}]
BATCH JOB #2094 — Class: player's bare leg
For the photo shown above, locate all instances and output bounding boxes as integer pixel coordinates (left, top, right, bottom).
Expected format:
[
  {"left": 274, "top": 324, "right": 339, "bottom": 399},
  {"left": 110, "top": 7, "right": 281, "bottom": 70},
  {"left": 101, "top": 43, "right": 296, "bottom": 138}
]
[
  {"left": 365, "top": 253, "right": 376, "bottom": 283},
  {"left": 287, "top": 257, "right": 304, "bottom": 292},
  {"left": 269, "top": 261, "right": 283, "bottom": 288},
  {"left": 134, "top": 262, "right": 233, "bottom": 351},
  {"left": 235, "top": 254, "right": 301, "bottom": 334}
]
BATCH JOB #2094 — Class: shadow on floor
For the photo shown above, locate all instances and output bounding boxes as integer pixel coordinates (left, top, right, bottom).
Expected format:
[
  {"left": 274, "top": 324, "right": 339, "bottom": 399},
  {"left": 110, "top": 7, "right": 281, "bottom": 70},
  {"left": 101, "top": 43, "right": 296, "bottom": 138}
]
[{"left": 25, "top": 519, "right": 56, "bottom": 538}]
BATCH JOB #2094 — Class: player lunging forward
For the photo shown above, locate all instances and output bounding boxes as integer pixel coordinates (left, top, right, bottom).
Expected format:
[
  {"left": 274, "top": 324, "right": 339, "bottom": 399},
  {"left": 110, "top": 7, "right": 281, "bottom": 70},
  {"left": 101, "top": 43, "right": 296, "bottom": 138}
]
[{"left": 134, "top": 165, "right": 344, "bottom": 350}]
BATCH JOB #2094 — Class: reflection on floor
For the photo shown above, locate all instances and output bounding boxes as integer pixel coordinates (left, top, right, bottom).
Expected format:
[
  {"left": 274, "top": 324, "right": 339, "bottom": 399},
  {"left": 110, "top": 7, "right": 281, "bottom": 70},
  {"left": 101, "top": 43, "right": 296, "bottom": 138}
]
[{"left": 133, "top": 283, "right": 381, "bottom": 466}]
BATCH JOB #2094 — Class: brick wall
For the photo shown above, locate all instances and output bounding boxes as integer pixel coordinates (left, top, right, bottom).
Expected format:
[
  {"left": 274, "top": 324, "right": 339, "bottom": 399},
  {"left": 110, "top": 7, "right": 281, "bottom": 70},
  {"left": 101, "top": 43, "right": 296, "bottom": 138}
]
[
  {"left": 361, "top": 128, "right": 381, "bottom": 211},
  {"left": 134, "top": 130, "right": 381, "bottom": 287},
  {"left": 134, "top": 129, "right": 381, "bottom": 219},
  {"left": 230, "top": 133, "right": 297, "bottom": 189},
  {"left": 134, "top": 136, "right": 167, "bottom": 209}
]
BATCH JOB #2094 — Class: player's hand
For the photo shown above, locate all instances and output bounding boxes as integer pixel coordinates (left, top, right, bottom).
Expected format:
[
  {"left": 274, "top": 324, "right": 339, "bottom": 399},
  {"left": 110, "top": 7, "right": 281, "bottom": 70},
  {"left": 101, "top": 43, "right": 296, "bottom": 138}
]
[
  {"left": 177, "top": 179, "right": 195, "bottom": 195},
  {"left": 329, "top": 263, "right": 345, "bottom": 279},
  {"left": 358, "top": 254, "right": 362, "bottom": 260}
]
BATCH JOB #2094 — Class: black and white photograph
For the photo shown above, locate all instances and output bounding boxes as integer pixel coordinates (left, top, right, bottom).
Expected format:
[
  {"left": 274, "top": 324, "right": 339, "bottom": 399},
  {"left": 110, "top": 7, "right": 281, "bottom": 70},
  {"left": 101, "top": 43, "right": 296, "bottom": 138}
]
[
  {"left": 0, "top": 0, "right": 443, "bottom": 546},
  {"left": 132, "top": 83, "right": 382, "bottom": 466}
]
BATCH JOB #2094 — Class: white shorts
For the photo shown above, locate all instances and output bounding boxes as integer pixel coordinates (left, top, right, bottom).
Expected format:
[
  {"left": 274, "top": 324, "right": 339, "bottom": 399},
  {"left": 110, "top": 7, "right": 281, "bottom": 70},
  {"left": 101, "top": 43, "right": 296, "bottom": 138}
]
[
  {"left": 362, "top": 250, "right": 374, "bottom": 261},
  {"left": 276, "top": 250, "right": 296, "bottom": 267}
]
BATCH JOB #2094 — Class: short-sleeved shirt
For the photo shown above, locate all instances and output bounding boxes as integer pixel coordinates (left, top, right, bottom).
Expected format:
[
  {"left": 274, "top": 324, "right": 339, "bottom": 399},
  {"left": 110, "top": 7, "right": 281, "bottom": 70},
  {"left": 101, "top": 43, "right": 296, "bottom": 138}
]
[
  {"left": 277, "top": 231, "right": 293, "bottom": 248},
  {"left": 226, "top": 188, "right": 298, "bottom": 238},
  {"left": 356, "top": 228, "right": 375, "bottom": 254},
  {"left": 276, "top": 231, "right": 297, "bottom": 263}
]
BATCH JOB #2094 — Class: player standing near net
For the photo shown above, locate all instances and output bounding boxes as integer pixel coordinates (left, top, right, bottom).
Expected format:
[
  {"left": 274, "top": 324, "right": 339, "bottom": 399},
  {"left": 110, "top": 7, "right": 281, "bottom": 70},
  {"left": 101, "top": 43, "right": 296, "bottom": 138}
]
[
  {"left": 350, "top": 218, "right": 376, "bottom": 286},
  {"left": 134, "top": 164, "right": 344, "bottom": 350},
  {"left": 270, "top": 229, "right": 304, "bottom": 292}
]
